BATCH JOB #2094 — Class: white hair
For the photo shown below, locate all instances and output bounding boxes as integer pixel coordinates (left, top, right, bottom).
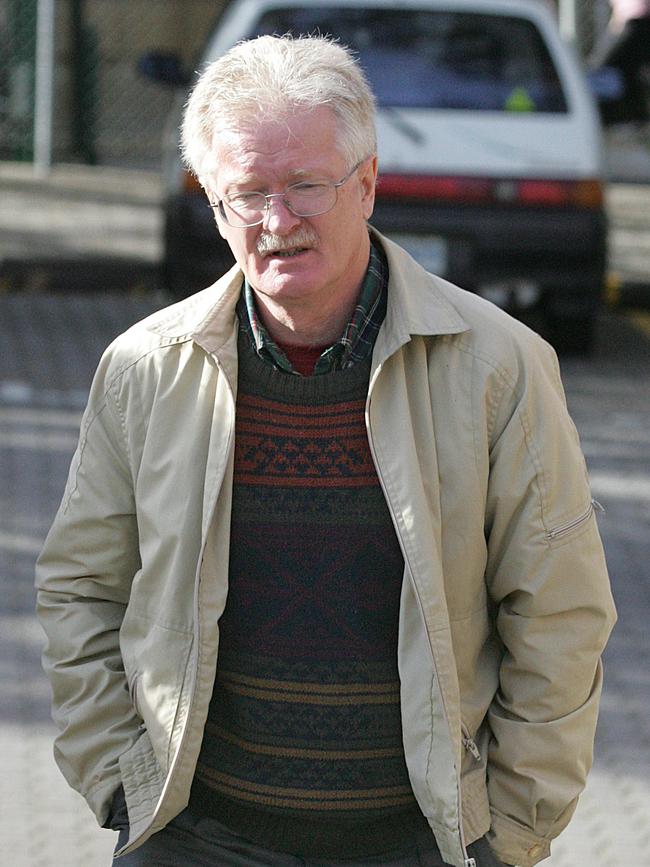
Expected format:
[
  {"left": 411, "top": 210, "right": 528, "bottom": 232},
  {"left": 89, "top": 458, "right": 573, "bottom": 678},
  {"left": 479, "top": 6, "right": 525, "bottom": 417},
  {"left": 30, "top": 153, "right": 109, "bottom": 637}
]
[{"left": 181, "top": 34, "right": 377, "bottom": 177}]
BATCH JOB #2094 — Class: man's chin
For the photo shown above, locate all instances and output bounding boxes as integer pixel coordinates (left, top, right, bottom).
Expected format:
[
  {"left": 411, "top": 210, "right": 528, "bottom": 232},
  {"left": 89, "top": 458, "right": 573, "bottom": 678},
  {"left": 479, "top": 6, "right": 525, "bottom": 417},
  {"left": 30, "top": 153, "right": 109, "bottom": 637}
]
[
  {"left": 252, "top": 268, "right": 322, "bottom": 302},
  {"left": 253, "top": 250, "right": 319, "bottom": 285}
]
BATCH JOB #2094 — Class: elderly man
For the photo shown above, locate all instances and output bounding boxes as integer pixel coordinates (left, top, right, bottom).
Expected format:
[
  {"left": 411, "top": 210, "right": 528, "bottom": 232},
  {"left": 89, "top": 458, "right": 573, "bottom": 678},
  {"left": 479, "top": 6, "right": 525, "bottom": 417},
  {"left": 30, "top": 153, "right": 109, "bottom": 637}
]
[{"left": 36, "top": 35, "right": 615, "bottom": 867}]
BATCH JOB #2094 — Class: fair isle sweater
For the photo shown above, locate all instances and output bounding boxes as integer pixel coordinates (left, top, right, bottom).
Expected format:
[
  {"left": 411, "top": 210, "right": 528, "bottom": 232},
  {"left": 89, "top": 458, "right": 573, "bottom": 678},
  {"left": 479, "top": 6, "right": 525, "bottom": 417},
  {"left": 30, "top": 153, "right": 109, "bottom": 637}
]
[{"left": 189, "top": 324, "right": 429, "bottom": 858}]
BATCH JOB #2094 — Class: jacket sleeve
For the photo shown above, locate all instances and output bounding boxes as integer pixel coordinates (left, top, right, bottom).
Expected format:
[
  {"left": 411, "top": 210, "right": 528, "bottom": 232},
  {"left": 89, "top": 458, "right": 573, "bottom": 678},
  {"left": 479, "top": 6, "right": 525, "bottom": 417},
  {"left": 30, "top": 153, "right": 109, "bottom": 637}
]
[
  {"left": 482, "top": 339, "right": 616, "bottom": 867},
  {"left": 35, "top": 349, "right": 142, "bottom": 826}
]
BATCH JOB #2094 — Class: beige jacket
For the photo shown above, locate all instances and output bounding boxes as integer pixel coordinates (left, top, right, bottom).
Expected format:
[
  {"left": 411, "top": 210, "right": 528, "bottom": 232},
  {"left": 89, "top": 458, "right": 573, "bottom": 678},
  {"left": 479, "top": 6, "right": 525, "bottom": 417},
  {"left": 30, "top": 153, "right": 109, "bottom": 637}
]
[{"left": 36, "top": 233, "right": 616, "bottom": 867}]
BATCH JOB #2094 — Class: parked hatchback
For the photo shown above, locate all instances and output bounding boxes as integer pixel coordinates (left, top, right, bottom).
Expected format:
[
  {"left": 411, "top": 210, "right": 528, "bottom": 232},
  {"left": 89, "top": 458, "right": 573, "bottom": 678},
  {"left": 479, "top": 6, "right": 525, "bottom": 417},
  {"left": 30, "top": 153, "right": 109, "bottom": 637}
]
[{"left": 141, "top": 0, "right": 609, "bottom": 353}]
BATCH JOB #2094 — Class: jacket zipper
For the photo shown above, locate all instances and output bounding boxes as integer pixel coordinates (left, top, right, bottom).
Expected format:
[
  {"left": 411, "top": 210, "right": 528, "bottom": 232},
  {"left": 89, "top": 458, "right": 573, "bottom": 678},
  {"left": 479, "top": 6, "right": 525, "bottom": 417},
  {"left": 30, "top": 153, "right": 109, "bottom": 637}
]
[
  {"left": 461, "top": 723, "right": 481, "bottom": 761},
  {"left": 185, "top": 355, "right": 237, "bottom": 752},
  {"left": 365, "top": 378, "right": 475, "bottom": 867},
  {"left": 545, "top": 499, "right": 603, "bottom": 541},
  {"left": 461, "top": 721, "right": 480, "bottom": 864}
]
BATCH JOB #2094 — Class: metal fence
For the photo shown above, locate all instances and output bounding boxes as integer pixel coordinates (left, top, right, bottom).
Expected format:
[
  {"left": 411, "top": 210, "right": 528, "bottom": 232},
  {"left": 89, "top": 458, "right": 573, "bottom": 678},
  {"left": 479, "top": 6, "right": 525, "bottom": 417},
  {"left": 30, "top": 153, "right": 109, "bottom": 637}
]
[
  {"left": 1, "top": 0, "right": 37, "bottom": 162},
  {"left": 1, "top": 0, "right": 220, "bottom": 169},
  {"left": 0, "top": 0, "right": 618, "bottom": 171}
]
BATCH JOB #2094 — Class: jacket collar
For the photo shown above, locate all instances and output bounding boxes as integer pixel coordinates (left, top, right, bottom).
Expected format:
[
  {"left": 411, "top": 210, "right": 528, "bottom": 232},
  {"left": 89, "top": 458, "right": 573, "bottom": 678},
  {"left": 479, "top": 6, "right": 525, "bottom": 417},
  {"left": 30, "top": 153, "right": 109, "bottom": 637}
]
[
  {"left": 145, "top": 266, "right": 244, "bottom": 355},
  {"left": 375, "top": 228, "right": 470, "bottom": 350},
  {"left": 144, "top": 227, "right": 470, "bottom": 356}
]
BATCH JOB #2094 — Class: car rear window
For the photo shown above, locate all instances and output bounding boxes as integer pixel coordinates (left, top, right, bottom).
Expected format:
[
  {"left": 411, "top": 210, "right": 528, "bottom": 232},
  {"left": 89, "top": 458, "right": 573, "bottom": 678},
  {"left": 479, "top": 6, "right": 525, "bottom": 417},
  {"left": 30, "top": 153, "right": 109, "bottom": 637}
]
[{"left": 251, "top": 6, "right": 568, "bottom": 112}]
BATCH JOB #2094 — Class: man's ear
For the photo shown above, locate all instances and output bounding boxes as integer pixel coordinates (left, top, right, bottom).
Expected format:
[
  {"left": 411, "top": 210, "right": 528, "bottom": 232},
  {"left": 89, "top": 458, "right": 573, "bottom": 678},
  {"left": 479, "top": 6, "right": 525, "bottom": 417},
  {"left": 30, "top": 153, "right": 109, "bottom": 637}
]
[
  {"left": 360, "top": 155, "right": 378, "bottom": 220},
  {"left": 199, "top": 175, "right": 227, "bottom": 239}
]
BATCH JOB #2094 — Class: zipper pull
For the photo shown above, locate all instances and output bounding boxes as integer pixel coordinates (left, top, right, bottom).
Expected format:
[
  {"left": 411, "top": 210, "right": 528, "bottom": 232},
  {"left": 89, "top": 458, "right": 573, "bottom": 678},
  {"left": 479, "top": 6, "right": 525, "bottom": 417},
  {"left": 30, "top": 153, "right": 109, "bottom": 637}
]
[
  {"left": 462, "top": 735, "right": 481, "bottom": 761},
  {"left": 592, "top": 498, "right": 605, "bottom": 513},
  {"left": 464, "top": 858, "right": 477, "bottom": 867}
]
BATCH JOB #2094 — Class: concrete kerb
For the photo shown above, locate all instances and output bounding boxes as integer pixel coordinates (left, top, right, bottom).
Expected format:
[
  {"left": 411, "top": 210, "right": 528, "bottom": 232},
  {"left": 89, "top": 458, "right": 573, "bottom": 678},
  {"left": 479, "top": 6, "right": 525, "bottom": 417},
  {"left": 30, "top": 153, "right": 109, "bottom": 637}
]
[
  {"left": 0, "top": 162, "right": 164, "bottom": 294},
  {"left": 0, "top": 161, "right": 163, "bottom": 203}
]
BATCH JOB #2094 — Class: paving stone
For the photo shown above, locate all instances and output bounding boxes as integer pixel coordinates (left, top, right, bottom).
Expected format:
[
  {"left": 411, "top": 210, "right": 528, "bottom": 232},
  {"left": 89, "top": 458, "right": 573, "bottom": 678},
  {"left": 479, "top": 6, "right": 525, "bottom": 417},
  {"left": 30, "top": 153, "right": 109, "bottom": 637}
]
[{"left": 1, "top": 726, "right": 116, "bottom": 866}]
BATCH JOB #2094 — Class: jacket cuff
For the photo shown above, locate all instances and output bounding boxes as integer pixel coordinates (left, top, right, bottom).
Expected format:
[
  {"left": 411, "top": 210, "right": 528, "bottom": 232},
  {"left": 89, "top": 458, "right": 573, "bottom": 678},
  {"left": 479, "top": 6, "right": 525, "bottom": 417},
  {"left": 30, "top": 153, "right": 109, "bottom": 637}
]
[{"left": 488, "top": 809, "right": 551, "bottom": 867}]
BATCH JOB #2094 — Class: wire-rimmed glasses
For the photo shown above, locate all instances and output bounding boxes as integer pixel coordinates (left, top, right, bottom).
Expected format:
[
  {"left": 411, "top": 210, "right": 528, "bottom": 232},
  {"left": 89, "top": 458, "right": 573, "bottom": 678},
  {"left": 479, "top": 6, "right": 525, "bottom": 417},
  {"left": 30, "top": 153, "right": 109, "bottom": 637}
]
[{"left": 208, "top": 161, "right": 364, "bottom": 228}]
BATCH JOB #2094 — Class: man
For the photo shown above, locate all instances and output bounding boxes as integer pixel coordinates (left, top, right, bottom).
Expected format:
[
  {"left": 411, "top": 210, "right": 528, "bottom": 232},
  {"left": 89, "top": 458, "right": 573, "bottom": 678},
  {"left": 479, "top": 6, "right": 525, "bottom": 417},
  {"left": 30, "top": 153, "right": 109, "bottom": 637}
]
[{"left": 36, "top": 35, "right": 616, "bottom": 867}]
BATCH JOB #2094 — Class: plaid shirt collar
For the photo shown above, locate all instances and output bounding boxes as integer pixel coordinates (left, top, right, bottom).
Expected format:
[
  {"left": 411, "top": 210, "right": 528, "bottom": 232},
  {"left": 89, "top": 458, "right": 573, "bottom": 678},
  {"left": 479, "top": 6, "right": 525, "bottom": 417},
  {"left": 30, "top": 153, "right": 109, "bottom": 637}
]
[{"left": 238, "top": 237, "right": 388, "bottom": 375}]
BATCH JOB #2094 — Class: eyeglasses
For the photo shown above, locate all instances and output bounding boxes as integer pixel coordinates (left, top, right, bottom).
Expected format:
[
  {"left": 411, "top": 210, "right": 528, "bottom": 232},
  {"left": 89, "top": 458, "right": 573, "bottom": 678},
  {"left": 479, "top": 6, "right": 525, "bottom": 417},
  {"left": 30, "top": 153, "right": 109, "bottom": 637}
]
[{"left": 208, "top": 161, "right": 364, "bottom": 228}]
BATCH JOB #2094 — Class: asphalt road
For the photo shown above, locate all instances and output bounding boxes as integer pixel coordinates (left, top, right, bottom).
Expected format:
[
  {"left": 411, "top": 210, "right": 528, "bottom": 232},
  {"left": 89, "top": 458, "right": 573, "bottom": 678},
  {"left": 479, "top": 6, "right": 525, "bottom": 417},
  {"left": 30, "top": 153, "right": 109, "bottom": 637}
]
[{"left": 1, "top": 294, "right": 649, "bottom": 867}]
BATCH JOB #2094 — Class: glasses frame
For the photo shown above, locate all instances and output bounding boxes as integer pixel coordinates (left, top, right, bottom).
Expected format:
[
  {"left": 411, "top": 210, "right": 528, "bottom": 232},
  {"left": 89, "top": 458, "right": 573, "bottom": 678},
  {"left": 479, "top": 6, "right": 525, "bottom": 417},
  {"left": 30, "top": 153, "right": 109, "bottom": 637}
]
[{"left": 208, "top": 160, "right": 365, "bottom": 228}]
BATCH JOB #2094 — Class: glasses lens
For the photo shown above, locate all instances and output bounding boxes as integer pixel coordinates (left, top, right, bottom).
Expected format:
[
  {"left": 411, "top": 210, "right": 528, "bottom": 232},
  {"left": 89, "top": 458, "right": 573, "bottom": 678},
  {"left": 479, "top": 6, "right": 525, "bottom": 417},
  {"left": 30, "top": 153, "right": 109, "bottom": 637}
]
[
  {"left": 284, "top": 182, "right": 337, "bottom": 217},
  {"left": 220, "top": 179, "right": 341, "bottom": 226},
  {"left": 223, "top": 192, "right": 267, "bottom": 227}
]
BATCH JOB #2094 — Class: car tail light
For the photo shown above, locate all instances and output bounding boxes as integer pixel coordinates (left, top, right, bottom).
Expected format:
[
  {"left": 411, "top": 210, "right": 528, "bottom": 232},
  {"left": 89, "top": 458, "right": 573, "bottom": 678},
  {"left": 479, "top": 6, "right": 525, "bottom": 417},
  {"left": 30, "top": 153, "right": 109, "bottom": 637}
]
[
  {"left": 571, "top": 180, "right": 605, "bottom": 208},
  {"left": 516, "top": 179, "right": 603, "bottom": 208},
  {"left": 516, "top": 180, "right": 571, "bottom": 205},
  {"left": 376, "top": 173, "right": 603, "bottom": 209},
  {"left": 378, "top": 173, "right": 492, "bottom": 202}
]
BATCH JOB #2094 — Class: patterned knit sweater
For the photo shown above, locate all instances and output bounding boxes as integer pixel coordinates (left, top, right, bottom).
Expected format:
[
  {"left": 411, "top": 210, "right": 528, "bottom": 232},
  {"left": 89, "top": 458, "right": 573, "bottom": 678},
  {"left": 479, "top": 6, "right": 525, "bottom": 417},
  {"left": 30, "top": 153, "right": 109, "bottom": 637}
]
[{"left": 190, "top": 330, "right": 429, "bottom": 858}]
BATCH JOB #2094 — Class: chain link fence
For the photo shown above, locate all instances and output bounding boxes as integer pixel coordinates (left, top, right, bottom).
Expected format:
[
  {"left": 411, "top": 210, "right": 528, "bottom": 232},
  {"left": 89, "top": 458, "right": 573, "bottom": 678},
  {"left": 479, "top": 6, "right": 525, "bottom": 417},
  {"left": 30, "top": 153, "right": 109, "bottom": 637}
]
[
  {"left": 1, "top": 0, "right": 37, "bottom": 161},
  {"left": 81, "top": 0, "right": 223, "bottom": 166},
  {"left": 0, "top": 0, "right": 621, "bottom": 170},
  {"left": 1, "top": 0, "right": 221, "bottom": 167}
]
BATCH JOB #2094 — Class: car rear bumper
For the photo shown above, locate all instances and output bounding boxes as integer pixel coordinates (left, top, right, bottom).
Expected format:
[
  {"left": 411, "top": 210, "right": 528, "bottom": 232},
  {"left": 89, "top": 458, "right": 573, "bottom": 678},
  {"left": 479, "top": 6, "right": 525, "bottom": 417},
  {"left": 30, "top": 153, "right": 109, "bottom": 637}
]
[{"left": 372, "top": 199, "right": 608, "bottom": 296}]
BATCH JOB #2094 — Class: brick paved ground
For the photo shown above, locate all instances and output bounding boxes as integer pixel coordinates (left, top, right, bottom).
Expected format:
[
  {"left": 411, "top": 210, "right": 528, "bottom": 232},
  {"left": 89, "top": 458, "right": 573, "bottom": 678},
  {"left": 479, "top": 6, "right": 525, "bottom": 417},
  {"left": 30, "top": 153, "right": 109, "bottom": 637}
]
[{"left": 1, "top": 294, "right": 167, "bottom": 867}]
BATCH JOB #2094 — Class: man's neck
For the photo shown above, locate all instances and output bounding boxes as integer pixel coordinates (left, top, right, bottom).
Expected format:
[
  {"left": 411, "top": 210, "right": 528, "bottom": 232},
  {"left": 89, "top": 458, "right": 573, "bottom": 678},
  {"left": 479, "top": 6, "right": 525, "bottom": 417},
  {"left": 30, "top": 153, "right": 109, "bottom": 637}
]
[{"left": 252, "top": 292, "right": 359, "bottom": 348}]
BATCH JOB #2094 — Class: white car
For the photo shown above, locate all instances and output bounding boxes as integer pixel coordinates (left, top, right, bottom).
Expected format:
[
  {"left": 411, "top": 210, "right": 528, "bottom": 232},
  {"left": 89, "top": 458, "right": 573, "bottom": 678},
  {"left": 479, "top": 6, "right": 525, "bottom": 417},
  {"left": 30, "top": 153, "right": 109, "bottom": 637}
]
[{"left": 142, "top": 0, "right": 610, "bottom": 353}]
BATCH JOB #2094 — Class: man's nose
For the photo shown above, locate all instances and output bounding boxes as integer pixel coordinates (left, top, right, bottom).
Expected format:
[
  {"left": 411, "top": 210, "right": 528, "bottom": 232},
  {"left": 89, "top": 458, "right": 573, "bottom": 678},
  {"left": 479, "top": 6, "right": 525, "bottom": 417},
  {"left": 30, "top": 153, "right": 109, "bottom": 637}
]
[{"left": 262, "top": 195, "right": 302, "bottom": 234}]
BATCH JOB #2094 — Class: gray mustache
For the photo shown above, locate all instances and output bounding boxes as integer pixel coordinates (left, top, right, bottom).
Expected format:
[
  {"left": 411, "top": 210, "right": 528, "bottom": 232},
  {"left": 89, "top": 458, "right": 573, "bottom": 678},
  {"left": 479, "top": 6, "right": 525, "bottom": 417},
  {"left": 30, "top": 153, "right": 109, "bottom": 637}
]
[{"left": 257, "top": 228, "right": 319, "bottom": 255}]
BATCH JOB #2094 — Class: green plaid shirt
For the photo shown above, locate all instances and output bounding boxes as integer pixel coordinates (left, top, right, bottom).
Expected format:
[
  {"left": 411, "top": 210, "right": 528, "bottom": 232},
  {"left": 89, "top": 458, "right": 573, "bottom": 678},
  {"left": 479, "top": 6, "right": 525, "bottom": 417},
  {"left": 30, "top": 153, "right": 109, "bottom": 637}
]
[{"left": 238, "top": 238, "right": 388, "bottom": 375}]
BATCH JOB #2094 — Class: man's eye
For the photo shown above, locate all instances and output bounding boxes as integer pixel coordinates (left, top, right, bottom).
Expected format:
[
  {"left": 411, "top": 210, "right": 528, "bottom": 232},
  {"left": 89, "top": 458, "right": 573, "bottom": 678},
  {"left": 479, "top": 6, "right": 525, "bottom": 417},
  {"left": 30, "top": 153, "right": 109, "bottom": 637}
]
[
  {"left": 291, "top": 182, "right": 328, "bottom": 195},
  {"left": 227, "top": 193, "right": 262, "bottom": 209}
]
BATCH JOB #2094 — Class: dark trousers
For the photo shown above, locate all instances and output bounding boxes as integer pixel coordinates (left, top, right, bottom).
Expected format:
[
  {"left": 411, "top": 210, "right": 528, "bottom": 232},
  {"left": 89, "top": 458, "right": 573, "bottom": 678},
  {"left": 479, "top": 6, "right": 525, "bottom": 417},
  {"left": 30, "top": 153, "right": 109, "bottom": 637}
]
[{"left": 113, "top": 808, "right": 507, "bottom": 866}]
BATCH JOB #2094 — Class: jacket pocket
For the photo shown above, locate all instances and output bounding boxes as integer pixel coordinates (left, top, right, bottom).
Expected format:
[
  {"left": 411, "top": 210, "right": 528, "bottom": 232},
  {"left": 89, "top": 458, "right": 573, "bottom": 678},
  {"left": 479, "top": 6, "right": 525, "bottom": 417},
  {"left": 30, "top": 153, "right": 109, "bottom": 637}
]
[
  {"left": 120, "top": 618, "right": 194, "bottom": 774},
  {"left": 545, "top": 499, "right": 602, "bottom": 544}
]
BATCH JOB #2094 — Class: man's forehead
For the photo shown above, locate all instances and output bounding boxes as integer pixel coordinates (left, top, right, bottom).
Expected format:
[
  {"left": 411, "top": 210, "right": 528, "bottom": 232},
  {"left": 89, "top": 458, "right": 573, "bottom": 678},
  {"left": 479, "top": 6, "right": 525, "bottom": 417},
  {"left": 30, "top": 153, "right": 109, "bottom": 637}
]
[
  {"left": 212, "top": 123, "right": 291, "bottom": 158},
  {"left": 206, "top": 108, "right": 344, "bottom": 184},
  {"left": 212, "top": 107, "right": 336, "bottom": 152}
]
